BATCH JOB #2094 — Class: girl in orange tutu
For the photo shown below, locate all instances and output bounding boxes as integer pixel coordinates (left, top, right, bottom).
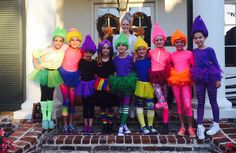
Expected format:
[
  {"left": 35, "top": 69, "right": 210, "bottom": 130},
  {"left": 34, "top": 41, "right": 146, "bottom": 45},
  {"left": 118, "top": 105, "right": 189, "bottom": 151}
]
[{"left": 168, "top": 30, "right": 195, "bottom": 137}]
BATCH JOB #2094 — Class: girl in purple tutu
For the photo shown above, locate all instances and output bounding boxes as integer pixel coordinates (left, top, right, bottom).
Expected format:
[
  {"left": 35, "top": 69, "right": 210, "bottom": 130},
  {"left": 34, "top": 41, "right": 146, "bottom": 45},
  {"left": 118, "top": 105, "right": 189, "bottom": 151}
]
[
  {"left": 75, "top": 35, "right": 97, "bottom": 134},
  {"left": 191, "top": 15, "right": 222, "bottom": 140}
]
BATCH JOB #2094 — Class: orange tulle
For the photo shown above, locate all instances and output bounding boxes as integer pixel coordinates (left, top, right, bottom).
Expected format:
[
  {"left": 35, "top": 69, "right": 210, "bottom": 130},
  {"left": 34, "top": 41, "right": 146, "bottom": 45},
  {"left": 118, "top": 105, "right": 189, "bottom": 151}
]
[{"left": 167, "top": 68, "right": 192, "bottom": 85}]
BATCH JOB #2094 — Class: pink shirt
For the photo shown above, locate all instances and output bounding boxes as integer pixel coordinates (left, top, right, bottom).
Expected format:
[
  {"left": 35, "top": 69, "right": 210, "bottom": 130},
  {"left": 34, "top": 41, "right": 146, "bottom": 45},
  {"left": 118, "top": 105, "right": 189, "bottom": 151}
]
[
  {"left": 148, "top": 48, "right": 170, "bottom": 71},
  {"left": 170, "top": 50, "right": 194, "bottom": 71},
  {"left": 62, "top": 47, "right": 83, "bottom": 71}
]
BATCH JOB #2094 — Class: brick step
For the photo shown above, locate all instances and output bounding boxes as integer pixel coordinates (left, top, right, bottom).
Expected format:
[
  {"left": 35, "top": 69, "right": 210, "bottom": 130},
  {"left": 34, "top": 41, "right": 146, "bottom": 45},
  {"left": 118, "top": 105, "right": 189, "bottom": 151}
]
[
  {"left": 42, "top": 133, "right": 211, "bottom": 152},
  {"left": 8, "top": 120, "right": 236, "bottom": 153}
]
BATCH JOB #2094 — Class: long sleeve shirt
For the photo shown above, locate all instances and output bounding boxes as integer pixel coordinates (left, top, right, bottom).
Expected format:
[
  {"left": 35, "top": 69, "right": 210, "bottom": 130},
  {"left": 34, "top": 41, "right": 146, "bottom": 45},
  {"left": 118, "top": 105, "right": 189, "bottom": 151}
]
[{"left": 148, "top": 47, "right": 171, "bottom": 71}]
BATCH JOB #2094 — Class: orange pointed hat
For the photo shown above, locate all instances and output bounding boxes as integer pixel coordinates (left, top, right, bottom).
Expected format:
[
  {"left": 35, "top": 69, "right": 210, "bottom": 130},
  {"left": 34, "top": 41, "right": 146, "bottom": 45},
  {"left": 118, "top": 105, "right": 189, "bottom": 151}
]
[
  {"left": 171, "top": 29, "right": 187, "bottom": 46},
  {"left": 151, "top": 22, "right": 167, "bottom": 43}
]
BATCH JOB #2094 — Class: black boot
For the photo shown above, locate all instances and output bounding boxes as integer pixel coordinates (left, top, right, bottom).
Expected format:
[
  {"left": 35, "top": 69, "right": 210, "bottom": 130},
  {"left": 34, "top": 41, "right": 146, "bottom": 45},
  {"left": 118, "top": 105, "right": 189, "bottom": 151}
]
[{"left": 162, "top": 123, "right": 169, "bottom": 134}]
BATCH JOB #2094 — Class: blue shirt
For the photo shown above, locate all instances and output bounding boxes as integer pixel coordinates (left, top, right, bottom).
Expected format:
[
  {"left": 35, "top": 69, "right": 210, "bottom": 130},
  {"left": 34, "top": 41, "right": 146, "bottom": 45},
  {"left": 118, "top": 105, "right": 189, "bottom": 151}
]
[{"left": 135, "top": 57, "right": 151, "bottom": 82}]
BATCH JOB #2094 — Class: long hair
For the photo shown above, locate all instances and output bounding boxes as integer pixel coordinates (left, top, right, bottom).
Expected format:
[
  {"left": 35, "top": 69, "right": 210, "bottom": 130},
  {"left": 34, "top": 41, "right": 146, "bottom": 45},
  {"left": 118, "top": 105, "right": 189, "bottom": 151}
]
[{"left": 96, "top": 39, "right": 114, "bottom": 67}]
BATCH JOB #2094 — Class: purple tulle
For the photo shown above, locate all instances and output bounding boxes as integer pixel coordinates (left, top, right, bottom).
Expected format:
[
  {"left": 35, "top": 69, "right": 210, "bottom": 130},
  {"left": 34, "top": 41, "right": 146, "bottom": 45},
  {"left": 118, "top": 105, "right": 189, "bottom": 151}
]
[
  {"left": 75, "top": 80, "right": 95, "bottom": 97},
  {"left": 190, "top": 65, "right": 222, "bottom": 83},
  {"left": 58, "top": 67, "right": 80, "bottom": 87}
]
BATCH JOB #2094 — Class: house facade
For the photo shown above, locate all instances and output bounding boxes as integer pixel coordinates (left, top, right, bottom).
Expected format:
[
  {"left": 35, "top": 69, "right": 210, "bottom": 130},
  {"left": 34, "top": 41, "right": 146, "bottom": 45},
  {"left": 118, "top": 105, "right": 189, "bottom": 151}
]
[{"left": 0, "top": 0, "right": 235, "bottom": 119}]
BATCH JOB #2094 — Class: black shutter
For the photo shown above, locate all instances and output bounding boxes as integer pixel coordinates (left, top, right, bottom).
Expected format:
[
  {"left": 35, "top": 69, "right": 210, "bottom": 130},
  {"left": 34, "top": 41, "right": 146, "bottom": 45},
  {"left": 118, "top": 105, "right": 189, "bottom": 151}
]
[{"left": 0, "top": 0, "right": 25, "bottom": 111}]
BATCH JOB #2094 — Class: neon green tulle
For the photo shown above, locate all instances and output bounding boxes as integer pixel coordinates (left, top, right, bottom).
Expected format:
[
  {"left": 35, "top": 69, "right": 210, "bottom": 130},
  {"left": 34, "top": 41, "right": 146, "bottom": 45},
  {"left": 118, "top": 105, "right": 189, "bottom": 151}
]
[
  {"left": 109, "top": 72, "right": 137, "bottom": 96},
  {"left": 29, "top": 69, "right": 63, "bottom": 88}
]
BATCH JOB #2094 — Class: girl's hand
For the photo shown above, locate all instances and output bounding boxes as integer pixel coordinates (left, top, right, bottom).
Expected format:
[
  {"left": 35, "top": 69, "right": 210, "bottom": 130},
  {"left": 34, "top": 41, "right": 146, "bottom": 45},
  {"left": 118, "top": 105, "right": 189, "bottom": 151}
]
[
  {"left": 215, "top": 81, "right": 221, "bottom": 89},
  {"left": 35, "top": 64, "right": 43, "bottom": 70}
]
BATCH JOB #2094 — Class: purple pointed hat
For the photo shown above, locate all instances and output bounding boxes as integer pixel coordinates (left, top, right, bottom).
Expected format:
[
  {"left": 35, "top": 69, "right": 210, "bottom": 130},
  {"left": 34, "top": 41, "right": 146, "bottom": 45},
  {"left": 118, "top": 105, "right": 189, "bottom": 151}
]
[
  {"left": 191, "top": 15, "right": 208, "bottom": 37},
  {"left": 81, "top": 34, "right": 97, "bottom": 53}
]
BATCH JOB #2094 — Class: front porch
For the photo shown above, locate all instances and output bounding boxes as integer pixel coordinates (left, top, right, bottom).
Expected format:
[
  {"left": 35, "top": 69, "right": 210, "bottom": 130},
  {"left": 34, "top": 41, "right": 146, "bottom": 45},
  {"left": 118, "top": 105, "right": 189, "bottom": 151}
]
[{"left": 2, "top": 107, "right": 236, "bottom": 153}]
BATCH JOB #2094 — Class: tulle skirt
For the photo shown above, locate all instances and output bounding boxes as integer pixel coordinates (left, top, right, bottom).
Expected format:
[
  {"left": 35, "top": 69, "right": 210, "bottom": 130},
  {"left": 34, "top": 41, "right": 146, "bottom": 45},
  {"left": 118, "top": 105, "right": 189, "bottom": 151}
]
[
  {"left": 134, "top": 81, "right": 154, "bottom": 99},
  {"left": 149, "top": 69, "right": 169, "bottom": 85},
  {"left": 75, "top": 80, "right": 95, "bottom": 97},
  {"left": 29, "top": 69, "right": 63, "bottom": 88},
  {"left": 58, "top": 67, "right": 80, "bottom": 87},
  {"left": 109, "top": 72, "right": 137, "bottom": 96},
  {"left": 168, "top": 68, "right": 192, "bottom": 85},
  {"left": 190, "top": 65, "right": 222, "bottom": 83}
]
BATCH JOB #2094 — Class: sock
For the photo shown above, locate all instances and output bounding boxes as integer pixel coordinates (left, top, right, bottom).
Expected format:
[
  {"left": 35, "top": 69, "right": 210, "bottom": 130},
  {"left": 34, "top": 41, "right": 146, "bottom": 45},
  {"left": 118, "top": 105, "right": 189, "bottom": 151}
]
[
  {"left": 136, "top": 107, "right": 145, "bottom": 128},
  {"left": 121, "top": 106, "right": 129, "bottom": 124},
  {"left": 47, "top": 100, "right": 53, "bottom": 121},
  {"left": 40, "top": 101, "right": 47, "bottom": 121},
  {"left": 147, "top": 110, "right": 155, "bottom": 126}
]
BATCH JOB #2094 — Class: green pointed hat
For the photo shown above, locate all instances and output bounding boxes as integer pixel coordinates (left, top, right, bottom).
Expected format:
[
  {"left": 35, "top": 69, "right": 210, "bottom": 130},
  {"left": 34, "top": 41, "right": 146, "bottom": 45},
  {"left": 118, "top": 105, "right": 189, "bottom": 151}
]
[
  {"left": 114, "top": 32, "right": 129, "bottom": 49},
  {"left": 52, "top": 27, "right": 67, "bottom": 40}
]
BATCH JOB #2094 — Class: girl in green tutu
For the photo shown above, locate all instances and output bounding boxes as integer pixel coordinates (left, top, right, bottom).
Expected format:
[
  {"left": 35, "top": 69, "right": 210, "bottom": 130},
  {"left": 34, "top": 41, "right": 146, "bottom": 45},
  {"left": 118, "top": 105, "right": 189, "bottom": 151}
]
[
  {"left": 109, "top": 32, "right": 137, "bottom": 136},
  {"left": 29, "top": 27, "right": 67, "bottom": 130}
]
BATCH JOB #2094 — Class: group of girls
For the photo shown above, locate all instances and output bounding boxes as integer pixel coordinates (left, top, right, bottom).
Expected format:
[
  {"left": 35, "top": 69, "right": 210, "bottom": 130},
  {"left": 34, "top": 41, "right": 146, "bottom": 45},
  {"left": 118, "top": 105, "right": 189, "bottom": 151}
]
[{"left": 29, "top": 13, "right": 222, "bottom": 140}]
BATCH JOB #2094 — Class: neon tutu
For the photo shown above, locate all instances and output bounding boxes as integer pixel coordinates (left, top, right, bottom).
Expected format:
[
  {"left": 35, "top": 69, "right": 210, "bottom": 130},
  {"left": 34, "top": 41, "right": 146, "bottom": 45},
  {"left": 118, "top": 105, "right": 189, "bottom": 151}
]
[
  {"left": 29, "top": 69, "right": 63, "bottom": 87},
  {"left": 168, "top": 68, "right": 192, "bottom": 85},
  {"left": 134, "top": 81, "right": 154, "bottom": 99}
]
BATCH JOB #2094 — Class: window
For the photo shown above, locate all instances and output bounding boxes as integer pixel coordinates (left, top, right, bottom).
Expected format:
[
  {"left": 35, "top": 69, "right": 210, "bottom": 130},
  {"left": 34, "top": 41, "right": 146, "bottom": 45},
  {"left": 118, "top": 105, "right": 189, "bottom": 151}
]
[{"left": 225, "top": 3, "right": 236, "bottom": 67}]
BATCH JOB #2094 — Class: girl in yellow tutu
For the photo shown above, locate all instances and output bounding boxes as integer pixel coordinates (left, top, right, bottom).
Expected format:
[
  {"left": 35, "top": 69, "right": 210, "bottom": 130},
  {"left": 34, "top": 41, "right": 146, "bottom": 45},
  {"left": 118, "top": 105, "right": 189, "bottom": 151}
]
[{"left": 133, "top": 36, "right": 157, "bottom": 134}]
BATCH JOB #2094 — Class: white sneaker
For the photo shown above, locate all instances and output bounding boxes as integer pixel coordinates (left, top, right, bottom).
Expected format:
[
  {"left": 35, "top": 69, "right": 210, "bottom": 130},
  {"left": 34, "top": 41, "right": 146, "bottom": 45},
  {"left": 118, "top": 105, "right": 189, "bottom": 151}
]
[
  {"left": 123, "top": 124, "right": 131, "bottom": 134},
  {"left": 118, "top": 125, "right": 124, "bottom": 136},
  {"left": 197, "top": 125, "right": 205, "bottom": 140},
  {"left": 206, "top": 122, "right": 220, "bottom": 136}
]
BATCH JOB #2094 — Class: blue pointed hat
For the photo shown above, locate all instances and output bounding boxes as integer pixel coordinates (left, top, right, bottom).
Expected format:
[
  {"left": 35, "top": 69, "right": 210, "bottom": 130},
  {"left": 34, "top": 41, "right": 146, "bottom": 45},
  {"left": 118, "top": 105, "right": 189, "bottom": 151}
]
[
  {"left": 81, "top": 35, "right": 97, "bottom": 53},
  {"left": 191, "top": 15, "right": 208, "bottom": 37}
]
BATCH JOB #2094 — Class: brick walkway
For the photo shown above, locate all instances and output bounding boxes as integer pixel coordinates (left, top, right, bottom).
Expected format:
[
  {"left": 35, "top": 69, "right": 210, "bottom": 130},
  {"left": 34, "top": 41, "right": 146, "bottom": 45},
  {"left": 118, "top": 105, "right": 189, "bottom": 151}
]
[{"left": 3, "top": 119, "right": 235, "bottom": 153}]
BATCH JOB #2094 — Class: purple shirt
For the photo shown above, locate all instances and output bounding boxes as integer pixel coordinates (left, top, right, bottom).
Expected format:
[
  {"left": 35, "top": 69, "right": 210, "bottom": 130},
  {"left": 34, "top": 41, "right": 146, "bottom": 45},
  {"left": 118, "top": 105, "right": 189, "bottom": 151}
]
[
  {"left": 113, "top": 55, "right": 134, "bottom": 76},
  {"left": 192, "top": 47, "right": 220, "bottom": 69}
]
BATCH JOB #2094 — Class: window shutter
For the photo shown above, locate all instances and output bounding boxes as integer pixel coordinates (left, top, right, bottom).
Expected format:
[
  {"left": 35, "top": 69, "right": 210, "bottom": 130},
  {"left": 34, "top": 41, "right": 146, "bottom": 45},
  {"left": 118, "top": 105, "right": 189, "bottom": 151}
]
[{"left": 0, "top": 0, "right": 25, "bottom": 111}]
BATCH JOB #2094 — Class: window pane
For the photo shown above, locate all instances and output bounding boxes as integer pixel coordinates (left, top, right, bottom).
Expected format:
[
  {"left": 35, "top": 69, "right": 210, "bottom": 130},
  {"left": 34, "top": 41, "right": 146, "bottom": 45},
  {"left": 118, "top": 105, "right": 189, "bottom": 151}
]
[
  {"left": 225, "top": 4, "right": 236, "bottom": 24},
  {"left": 225, "top": 26, "right": 236, "bottom": 45},
  {"left": 225, "top": 47, "right": 236, "bottom": 67},
  {"left": 98, "top": 8, "right": 119, "bottom": 17}
]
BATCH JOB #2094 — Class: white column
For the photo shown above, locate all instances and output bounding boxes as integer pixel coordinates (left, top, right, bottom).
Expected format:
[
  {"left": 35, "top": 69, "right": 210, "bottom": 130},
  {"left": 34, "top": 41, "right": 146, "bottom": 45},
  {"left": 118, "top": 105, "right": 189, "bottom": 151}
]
[
  {"left": 192, "top": 0, "right": 236, "bottom": 119},
  {"left": 14, "top": 0, "right": 62, "bottom": 119}
]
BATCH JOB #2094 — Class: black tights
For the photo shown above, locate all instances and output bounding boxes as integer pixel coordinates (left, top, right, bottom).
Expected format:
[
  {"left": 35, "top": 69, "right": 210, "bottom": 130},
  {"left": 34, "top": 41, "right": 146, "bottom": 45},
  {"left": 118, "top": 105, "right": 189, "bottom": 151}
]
[
  {"left": 82, "top": 96, "right": 95, "bottom": 118},
  {"left": 40, "top": 85, "right": 55, "bottom": 101}
]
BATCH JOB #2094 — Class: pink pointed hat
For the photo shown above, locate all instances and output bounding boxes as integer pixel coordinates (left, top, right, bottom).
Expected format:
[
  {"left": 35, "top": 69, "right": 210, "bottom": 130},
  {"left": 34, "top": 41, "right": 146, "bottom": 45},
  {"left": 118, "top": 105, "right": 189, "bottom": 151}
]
[{"left": 151, "top": 22, "right": 167, "bottom": 43}]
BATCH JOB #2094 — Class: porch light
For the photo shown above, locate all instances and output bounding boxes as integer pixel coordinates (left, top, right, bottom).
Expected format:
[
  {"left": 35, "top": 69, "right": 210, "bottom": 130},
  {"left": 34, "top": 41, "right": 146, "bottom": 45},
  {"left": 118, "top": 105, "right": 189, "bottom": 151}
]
[{"left": 117, "top": 0, "right": 129, "bottom": 11}]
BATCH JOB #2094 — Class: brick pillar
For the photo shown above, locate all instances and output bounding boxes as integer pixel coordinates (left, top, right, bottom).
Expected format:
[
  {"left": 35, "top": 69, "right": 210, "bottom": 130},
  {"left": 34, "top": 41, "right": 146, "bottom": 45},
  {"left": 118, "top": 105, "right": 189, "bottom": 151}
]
[{"left": 192, "top": 0, "right": 236, "bottom": 119}]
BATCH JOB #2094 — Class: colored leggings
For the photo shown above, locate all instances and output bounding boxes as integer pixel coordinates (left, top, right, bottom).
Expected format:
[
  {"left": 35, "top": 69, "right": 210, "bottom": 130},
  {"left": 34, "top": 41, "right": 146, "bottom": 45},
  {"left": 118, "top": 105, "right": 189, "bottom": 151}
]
[
  {"left": 153, "top": 83, "right": 168, "bottom": 103},
  {"left": 196, "top": 81, "right": 219, "bottom": 124},
  {"left": 153, "top": 83, "right": 169, "bottom": 123},
  {"left": 60, "top": 84, "right": 75, "bottom": 115},
  {"left": 40, "top": 85, "right": 55, "bottom": 101},
  {"left": 172, "top": 85, "right": 192, "bottom": 117},
  {"left": 82, "top": 96, "right": 95, "bottom": 118}
]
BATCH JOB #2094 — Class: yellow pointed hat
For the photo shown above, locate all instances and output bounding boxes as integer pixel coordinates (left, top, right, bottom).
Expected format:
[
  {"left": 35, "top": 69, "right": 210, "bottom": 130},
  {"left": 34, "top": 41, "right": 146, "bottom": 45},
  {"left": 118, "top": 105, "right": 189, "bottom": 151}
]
[{"left": 134, "top": 36, "right": 148, "bottom": 51}]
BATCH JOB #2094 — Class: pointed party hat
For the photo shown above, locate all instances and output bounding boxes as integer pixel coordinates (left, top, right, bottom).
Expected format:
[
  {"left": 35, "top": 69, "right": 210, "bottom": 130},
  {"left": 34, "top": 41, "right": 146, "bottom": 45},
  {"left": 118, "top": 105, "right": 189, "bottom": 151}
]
[
  {"left": 191, "top": 15, "right": 208, "bottom": 37},
  {"left": 134, "top": 36, "right": 148, "bottom": 51},
  {"left": 114, "top": 32, "right": 129, "bottom": 49},
  {"left": 151, "top": 22, "right": 167, "bottom": 43},
  {"left": 81, "top": 34, "right": 97, "bottom": 53},
  {"left": 51, "top": 27, "right": 67, "bottom": 40},
  {"left": 171, "top": 29, "right": 187, "bottom": 46}
]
